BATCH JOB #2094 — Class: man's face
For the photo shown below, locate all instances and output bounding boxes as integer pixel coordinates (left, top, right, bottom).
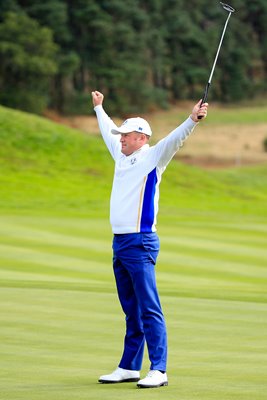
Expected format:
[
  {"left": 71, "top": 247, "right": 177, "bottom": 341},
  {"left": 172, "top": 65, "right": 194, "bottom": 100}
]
[{"left": 120, "top": 132, "right": 147, "bottom": 156}]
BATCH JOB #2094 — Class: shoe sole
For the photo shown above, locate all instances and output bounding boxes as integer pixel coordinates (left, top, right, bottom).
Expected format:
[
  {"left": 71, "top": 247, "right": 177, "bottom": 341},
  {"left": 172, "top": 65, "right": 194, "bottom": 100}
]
[
  {"left": 99, "top": 378, "right": 140, "bottom": 384},
  {"left": 137, "top": 381, "right": 168, "bottom": 388}
]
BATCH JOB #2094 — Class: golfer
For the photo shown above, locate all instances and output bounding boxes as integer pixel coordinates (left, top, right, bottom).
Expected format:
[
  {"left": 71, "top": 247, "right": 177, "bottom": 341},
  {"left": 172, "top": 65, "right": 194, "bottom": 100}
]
[{"left": 92, "top": 91, "right": 208, "bottom": 388}]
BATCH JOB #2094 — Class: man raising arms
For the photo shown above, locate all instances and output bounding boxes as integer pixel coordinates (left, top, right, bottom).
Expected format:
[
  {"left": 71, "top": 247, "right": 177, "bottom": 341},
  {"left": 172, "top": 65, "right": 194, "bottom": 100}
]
[{"left": 92, "top": 91, "right": 208, "bottom": 388}]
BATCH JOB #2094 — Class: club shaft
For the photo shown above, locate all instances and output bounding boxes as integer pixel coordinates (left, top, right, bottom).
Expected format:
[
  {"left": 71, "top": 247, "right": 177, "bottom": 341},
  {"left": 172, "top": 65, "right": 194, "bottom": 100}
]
[
  {"left": 208, "top": 11, "right": 232, "bottom": 84},
  {"left": 198, "top": 6, "right": 234, "bottom": 119}
]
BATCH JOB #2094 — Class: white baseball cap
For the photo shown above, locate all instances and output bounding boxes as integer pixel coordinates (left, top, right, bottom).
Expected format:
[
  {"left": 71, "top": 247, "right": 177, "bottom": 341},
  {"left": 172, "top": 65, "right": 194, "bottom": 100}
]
[{"left": 111, "top": 117, "right": 152, "bottom": 136}]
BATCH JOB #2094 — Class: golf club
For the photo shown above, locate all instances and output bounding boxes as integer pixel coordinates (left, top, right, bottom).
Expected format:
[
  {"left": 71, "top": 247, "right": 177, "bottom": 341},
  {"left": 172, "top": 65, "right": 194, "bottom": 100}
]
[{"left": 198, "top": 2, "right": 235, "bottom": 119}]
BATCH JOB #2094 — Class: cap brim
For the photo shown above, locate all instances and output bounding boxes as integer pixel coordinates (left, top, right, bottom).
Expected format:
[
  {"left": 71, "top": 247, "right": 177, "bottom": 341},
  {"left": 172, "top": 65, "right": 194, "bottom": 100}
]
[
  {"left": 111, "top": 128, "right": 152, "bottom": 136},
  {"left": 111, "top": 127, "right": 136, "bottom": 135}
]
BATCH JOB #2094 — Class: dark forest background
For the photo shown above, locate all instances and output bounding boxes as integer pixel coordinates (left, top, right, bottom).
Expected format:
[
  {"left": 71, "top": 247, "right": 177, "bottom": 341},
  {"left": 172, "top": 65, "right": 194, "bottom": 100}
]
[{"left": 0, "top": 0, "right": 266, "bottom": 115}]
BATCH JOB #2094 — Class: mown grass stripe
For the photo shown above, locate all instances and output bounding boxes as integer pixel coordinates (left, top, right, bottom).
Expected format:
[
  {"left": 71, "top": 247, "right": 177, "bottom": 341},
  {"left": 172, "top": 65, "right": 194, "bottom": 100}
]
[{"left": 1, "top": 287, "right": 266, "bottom": 400}]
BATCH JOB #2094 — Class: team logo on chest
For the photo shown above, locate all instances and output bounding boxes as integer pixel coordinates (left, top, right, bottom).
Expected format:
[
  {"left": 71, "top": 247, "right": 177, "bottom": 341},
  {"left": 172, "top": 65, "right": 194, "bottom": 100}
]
[{"left": 130, "top": 157, "right": 137, "bottom": 165}]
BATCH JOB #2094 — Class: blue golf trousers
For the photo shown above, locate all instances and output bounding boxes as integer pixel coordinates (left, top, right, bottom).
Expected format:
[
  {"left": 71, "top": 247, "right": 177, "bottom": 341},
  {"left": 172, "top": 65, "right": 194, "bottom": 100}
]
[{"left": 112, "top": 232, "right": 167, "bottom": 372}]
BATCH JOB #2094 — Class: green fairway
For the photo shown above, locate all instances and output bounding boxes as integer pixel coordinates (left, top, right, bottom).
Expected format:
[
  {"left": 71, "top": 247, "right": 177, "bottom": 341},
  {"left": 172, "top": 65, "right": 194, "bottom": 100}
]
[
  {"left": 0, "top": 214, "right": 267, "bottom": 400},
  {"left": 1, "top": 105, "right": 267, "bottom": 399}
]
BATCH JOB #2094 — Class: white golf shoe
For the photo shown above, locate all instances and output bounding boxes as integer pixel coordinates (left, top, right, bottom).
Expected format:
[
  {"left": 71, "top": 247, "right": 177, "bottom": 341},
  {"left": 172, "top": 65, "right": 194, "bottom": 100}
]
[
  {"left": 98, "top": 367, "right": 140, "bottom": 384},
  {"left": 137, "top": 370, "right": 168, "bottom": 388}
]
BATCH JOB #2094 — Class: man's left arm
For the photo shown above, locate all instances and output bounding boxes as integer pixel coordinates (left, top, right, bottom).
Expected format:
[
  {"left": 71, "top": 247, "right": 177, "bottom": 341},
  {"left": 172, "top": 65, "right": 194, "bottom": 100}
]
[{"left": 152, "top": 100, "right": 208, "bottom": 169}]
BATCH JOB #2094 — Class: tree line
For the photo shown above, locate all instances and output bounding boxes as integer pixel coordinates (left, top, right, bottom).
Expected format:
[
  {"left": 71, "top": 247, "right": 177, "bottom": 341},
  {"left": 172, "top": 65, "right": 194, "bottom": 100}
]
[{"left": 0, "top": 0, "right": 266, "bottom": 115}]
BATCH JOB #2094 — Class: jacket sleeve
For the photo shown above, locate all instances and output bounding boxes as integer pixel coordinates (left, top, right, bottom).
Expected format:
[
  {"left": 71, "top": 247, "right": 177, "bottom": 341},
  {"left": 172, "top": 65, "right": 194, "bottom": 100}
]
[
  {"left": 150, "top": 117, "right": 198, "bottom": 170},
  {"left": 94, "top": 105, "right": 121, "bottom": 161}
]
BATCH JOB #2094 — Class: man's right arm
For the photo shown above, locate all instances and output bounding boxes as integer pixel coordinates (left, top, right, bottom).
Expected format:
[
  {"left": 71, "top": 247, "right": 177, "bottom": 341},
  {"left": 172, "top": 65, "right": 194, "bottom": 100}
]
[{"left": 91, "top": 91, "right": 121, "bottom": 161}]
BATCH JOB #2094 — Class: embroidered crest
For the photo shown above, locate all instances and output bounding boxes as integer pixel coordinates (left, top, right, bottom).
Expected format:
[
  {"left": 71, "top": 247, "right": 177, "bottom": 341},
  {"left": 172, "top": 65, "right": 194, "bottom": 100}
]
[{"left": 130, "top": 157, "right": 137, "bottom": 165}]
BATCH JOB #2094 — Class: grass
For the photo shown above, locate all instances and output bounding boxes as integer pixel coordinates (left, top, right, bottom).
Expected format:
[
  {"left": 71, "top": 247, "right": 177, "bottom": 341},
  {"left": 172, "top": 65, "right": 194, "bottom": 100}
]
[
  {"left": 0, "top": 104, "right": 267, "bottom": 399},
  {"left": 151, "top": 103, "right": 267, "bottom": 126},
  {"left": 0, "top": 215, "right": 267, "bottom": 400},
  {"left": 146, "top": 102, "right": 267, "bottom": 166},
  {"left": 1, "top": 104, "right": 267, "bottom": 216}
]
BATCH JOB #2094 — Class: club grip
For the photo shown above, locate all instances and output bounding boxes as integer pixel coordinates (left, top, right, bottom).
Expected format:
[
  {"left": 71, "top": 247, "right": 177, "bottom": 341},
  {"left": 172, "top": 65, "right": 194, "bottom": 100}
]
[{"left": 198, "top": 83, "right": 210, "bottom": 120}]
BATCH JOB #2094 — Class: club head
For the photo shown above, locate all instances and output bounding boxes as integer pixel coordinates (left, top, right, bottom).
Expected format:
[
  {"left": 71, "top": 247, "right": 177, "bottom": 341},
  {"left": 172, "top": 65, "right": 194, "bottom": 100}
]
[{"left": 220, "top": 2, "right": 235, "bottom": 13}]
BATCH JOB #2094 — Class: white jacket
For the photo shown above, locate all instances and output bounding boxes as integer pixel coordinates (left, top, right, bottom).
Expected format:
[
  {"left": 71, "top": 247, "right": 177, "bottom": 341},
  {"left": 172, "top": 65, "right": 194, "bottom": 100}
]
[{"left": 94, "top": 105, "right": 197, "bottom": 234}]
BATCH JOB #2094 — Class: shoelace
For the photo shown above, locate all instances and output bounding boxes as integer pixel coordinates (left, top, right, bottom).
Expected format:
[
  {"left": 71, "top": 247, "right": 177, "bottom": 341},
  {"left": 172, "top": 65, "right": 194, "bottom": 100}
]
[{"left": 146, "top": 370, "right": 158, "bottom": 378}]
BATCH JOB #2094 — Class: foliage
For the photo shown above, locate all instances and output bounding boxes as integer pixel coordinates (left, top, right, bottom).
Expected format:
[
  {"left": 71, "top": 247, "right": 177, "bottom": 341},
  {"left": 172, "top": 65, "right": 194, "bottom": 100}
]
[
  {"left": 0, "top": 0, "right": 267, "bottom": 114},
  {"left": 0, "top": 12, "right": 58, "bottom": 114}
]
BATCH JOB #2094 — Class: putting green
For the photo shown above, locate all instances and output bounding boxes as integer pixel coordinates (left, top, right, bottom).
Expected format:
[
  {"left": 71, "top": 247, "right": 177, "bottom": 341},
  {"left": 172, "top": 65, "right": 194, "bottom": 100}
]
[{"left": 0, "top": 214, "right": 266, "bottom": 400}]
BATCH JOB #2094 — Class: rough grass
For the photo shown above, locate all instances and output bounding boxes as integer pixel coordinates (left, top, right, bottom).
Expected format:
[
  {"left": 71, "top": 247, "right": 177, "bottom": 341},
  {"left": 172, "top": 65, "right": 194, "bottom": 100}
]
[
  {"left": 48, "top": 102, "right": 267, "bottom": 167},
  {"left": 133, "top": 103, "right": 267, "bottom": 166},
  {"left": 1, "top": 104, "right": 267, "bottom": 216}
]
